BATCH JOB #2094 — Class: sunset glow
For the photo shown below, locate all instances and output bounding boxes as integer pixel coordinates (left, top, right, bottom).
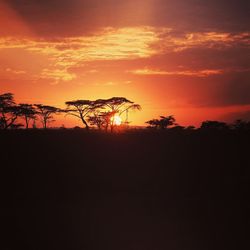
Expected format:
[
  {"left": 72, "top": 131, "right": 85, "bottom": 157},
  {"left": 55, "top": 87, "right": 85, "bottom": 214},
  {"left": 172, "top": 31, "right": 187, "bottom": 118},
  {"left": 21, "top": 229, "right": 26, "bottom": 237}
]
[
  {"left": 111, "top": 114, "right": 122, "bottom": 126},
  {"left": 0, "top": 0, "right": 250, "bottom": 127}
]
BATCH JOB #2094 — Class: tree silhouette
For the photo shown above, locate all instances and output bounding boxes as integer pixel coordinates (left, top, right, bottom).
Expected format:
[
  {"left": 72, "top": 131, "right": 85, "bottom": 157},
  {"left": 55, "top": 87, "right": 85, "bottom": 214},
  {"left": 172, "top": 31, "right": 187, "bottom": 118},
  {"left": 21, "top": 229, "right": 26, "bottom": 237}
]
[
  {"left": 200, "top": 120, "right": 229, "bottom": 130},
  {"left": 87, "top": 112, "right": 103, "bottom": 130},
  {"left": 88, "top": 111, "right": 116, "bottom": 131},
  {"left": 0, "top": 93, "right": 22, "bottom": 129},
  {"left": 34, "top": 104, "right": 58, "bottom": 129},
  {"left": 231, "top": 119, "right": 250, "bottom": 130},
  {"left": 95, "top": 97, "right": 141, "bottom": 131},
  {"left": 146, "top": 115, "right": 176, "bottom": 129},
  {"left": 64, "top": 100, "right": 102, "bottom": 129},
  {"left": 19, "top": 104, "right": 36, "bottom": 129}
]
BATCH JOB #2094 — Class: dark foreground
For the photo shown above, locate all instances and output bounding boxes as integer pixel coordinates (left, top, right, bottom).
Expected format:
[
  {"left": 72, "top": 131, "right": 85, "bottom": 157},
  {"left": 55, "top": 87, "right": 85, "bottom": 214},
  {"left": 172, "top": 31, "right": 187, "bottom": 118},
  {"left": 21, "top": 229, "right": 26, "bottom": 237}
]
[{"left": 1, "top": 129, "right": 250, "bottom": 250}]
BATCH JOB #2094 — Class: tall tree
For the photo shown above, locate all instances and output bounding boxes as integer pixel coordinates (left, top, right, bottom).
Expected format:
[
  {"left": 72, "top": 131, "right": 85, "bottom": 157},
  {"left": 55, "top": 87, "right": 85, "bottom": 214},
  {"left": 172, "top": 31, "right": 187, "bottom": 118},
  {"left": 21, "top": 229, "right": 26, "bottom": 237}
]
[
  {"left": 95, "top": 97, "right": 141, "bottom": 131},
  {"left": 18, "top": 104, "right": 36, "bottom": 129},
  {"left": 64, "top": 100, "right": 101, "bottom": 129},
  {"left": 34, "top": 104, "right": 58, "bottom": 129},
  {"left": 0, "top": 93, "right": 22, "bottom": 129}
]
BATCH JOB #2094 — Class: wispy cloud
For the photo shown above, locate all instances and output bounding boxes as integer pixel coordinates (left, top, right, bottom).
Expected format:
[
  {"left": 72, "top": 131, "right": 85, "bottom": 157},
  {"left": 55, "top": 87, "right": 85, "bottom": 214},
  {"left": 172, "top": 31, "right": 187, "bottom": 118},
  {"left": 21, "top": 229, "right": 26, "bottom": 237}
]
[
  {"left": 1, "top": 28, "right": 249, "bottom": 62},
  {"left": 40, "top": 68, "right": 76, "bottom": 84},
  {"left": 0, "top": 27, "right": 249, "bottom": 83},
  {"left": 6, "top": 68, "right": 26, "bottom": 74},
  {"left": 129, "top": 68, "right": 224, "bottom": 77},
  {"left": 155, "top": 31, "right": 250, "bottom": 53},
  {"left": 0, "top": 27, "right": 159, "bottom": 62}
]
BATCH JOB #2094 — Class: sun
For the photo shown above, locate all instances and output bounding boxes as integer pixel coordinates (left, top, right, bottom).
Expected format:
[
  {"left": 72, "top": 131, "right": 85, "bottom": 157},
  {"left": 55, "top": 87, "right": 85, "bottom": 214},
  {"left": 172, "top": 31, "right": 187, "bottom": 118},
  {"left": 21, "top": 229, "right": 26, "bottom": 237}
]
[{"left": 111, "top": 114, "right": 122, "bottom": 126}]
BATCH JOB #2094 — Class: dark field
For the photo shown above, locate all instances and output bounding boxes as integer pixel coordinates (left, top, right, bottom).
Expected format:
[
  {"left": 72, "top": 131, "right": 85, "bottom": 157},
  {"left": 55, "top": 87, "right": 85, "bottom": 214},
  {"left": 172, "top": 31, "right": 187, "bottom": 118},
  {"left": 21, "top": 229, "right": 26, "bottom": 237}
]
[{"left": 1, "top": 129, "right": 250, "bottom": 250}]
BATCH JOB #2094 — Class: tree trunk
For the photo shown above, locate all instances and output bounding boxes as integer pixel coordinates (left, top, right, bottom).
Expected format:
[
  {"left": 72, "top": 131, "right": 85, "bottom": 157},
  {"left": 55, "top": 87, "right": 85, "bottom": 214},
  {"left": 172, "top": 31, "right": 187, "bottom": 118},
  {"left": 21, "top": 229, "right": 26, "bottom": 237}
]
[
  {"left": 81, "top": 118, "right": 89, "bottom": 130},
  {"left": 44, "top": 118, "right": 47, "bottom": 129},
  {"left": 25, "top": 117, "right": 29, "bottom": 129},
  {"left": 5, "top": 116, "right": 17, "bottom": 129},
  {"left": 80, "top": 114, "right": 89, "bottom": 130}
]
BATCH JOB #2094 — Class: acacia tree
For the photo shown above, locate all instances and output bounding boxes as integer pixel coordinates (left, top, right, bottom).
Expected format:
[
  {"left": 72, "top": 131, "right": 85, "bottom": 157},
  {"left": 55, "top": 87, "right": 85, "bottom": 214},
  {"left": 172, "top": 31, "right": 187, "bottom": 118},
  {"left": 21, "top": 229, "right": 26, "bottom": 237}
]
[
  {"left": 146, "top": 115, "right": 176, "bottom": 129},
  {"left": 88, "top": 111, "right": 116, "bottom": 131},
  {"left": 34, "top": 104, "right": 58, "bottom": 129},
  {"left": 95, "top": 97, "right": 141, "bottom": 131},
  {"left": 0, "top": 93, "right": 22, "bottom": 129},
  {"left": 64, "top": 100, "right": 101, "bottom": 129},
  {"left": 19, "top": 104, "right": 36, "bottom": 129}
]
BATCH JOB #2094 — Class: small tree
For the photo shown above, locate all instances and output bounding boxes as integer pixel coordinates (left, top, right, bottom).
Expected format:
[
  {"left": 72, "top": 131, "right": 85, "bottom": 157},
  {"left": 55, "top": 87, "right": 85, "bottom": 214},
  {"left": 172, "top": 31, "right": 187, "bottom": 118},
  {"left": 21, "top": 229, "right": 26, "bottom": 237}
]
[
  {"left": 19, "top": 104, "right": 36, "bottom": 129},
  {"left": 87, "top": 112, "right": 105, "bottom": 130},
  {"left": 231, "top": 119, "right": 250, "bottom": 130},
  {"left": 200, "top": 120, "right": 229, "bottom": 130},
  {"left": 0, "top": 93, "right": 22, "bottom": 129},
  {"left": 146, "top": 115, "right": 176, "bottom": 129},
  {"left": 34, "top": 104, "right": 58, "bottom": 129},
  {"left": 88, "top": 111, "right": 116, "bottom": 131}
]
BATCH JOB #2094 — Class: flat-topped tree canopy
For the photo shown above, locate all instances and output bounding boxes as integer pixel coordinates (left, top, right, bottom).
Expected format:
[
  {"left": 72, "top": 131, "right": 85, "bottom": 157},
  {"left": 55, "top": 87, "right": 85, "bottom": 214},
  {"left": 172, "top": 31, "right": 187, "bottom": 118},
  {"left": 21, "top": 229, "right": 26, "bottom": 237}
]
[
  {"left": 64, "top": 97, "right": 141, "bottom": 130},
  {"left": 64, "top": 99, "right": 102, "bottom": 129},
  {"left": 34, "top": 104, "right": 58, "bottom": 112},
  {"left": 65, "top": 100, "right": 94, "bottom": 106},
  {"left": 0, "top": 93, "right": 15, "bottom": 109},
  {"left": 95, "top": 97, "right": 133, "bottom": 112},
  {"left": 18, "top": 104, "right": 36, "bottom": 129},
  {"left": 0, "top": 92, "right": 23, "bottom": 129},
  {"left": 34, "top": 104, "right": 59, "bottom": 129}
]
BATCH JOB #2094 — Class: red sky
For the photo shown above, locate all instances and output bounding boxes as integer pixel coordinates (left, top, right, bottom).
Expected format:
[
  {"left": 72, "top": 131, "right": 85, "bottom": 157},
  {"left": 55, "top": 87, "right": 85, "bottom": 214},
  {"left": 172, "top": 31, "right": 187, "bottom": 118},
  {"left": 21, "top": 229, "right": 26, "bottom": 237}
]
[{"left": 0, "top": 0, "right": 250, "bottom": 127}]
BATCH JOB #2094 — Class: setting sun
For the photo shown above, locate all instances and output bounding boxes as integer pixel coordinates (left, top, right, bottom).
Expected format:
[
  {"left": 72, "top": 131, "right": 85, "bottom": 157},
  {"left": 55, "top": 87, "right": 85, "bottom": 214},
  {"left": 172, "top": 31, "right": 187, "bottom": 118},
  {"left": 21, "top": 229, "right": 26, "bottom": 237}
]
[{"left": 111, "top": 114, "right": 122, "bottom": 126}]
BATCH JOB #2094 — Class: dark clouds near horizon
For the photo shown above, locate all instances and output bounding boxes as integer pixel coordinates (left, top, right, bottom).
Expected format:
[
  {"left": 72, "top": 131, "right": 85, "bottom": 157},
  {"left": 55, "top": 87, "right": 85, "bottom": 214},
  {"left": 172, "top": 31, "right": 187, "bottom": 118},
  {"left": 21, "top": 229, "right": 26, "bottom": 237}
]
[{"left": 6, "top": 0, "right": 250, "bottom": 36}]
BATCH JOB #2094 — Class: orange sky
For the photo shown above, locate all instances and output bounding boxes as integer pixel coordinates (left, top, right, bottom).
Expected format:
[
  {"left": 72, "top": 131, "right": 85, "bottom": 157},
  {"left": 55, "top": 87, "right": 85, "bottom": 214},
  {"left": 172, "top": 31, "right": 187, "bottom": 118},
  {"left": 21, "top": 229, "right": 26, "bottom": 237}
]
[{"left": 0, "top": 0, "right": 250, "bottom": 127}]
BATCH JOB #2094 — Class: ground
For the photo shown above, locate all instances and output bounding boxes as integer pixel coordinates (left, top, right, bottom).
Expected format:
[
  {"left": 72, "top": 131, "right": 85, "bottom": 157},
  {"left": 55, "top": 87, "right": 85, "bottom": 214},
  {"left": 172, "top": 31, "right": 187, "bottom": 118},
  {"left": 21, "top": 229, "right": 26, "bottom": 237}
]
[{"left": 1, "top": 129, "right": 249, "bottom": 250}]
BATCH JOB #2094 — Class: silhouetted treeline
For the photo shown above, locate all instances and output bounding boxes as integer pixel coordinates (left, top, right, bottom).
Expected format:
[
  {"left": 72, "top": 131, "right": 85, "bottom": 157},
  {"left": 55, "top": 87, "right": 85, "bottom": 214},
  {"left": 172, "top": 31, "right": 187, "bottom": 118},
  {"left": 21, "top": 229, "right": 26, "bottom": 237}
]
[
  {"left": 0, "top": 93, "right": 141, "bottom": 131},
  {"left": 1, "top": 92, "right": 250, "bottom": 131}
]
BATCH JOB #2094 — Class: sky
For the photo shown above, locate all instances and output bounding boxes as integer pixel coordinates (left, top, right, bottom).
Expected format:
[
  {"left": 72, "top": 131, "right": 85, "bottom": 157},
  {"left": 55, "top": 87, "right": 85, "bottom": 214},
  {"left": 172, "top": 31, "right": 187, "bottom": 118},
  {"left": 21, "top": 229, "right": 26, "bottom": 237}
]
[{"left": 0, "top": 0, "right": 250, "bottom": 127}]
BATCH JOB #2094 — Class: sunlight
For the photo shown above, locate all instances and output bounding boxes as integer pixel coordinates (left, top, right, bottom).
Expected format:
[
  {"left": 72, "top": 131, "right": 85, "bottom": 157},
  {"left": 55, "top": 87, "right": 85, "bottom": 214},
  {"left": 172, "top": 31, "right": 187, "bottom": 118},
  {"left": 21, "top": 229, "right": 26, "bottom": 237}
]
[{"left": 111, "top": 114, "right": 122, "bottom": 126}]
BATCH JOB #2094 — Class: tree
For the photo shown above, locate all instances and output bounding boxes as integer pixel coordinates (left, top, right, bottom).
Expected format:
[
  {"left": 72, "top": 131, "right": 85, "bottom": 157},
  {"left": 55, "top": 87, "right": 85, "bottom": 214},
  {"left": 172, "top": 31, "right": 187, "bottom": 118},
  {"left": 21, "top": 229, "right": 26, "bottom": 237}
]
[
  {"left": 96, "top": 97, "right": 141, "bottom": 115},
  {"left": 200, "top": 120, "right": 229, "bottom": 130},
  {"left": 0, "top": 93, "right": 22, "bottom": 129},
  {"left": 64, "top": 100, "right": 101, "bottom": 129},
  {"left": 18, "top": 104, "right": 36, "bottom": 129},
  {"left": 231, "top": 119, "right": 250, "bottom": 130},
  {"left": 88, "top": 111, "right": 116, "bottom": 131},
  {"left": 95, "top": 97, "right": 141, "bottom": 131},
  {"left": 34, "top": 104, "right": 58, "bottom": 129},
  {"left": 146, "top": 115, "right": 176, "bottom": 129},
  {"left": 87, "top": 112, "right": 106, "bottom": 130}
]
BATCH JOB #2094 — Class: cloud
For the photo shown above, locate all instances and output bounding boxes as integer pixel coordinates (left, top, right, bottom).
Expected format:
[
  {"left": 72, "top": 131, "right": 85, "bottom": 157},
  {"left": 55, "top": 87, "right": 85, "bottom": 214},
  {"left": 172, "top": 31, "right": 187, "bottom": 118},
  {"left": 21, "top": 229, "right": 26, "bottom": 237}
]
[
  {"left": 0, "top": 27, "right": 249, "bottom": 84},
  {"left": 0, "top": 27, "right": 160, "bottom": 83},
  {"left": 130, "top": 67, "right": 250, "bottom": 77},
  {"left": 155, "top": 31, "right": 250, "bottom": 54},
  {"left": 40, "top": 68, "right": 76, "bottom": 84},
  {"left": 0, "top": 27, "right": 159, "bottom": 62},
  {"left": 5, "top": 0, "right": 250, "bottom": 37},
  {"left": 129, "top": 68, "right": 224, "bottom": 77},
  {"left": 6, "top": 68, "right": 26, "bottom": 74},
  {"left": 1, "top": 29, "right": 249, "bottom": 60}
]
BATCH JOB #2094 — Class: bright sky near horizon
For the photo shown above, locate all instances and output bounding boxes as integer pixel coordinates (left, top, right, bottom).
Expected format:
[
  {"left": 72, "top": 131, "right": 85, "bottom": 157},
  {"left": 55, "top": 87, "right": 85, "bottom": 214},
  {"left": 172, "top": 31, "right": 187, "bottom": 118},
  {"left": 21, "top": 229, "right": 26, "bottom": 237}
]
[{"left": 0, "top": 0, "right": 250, "bottom": 127}]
